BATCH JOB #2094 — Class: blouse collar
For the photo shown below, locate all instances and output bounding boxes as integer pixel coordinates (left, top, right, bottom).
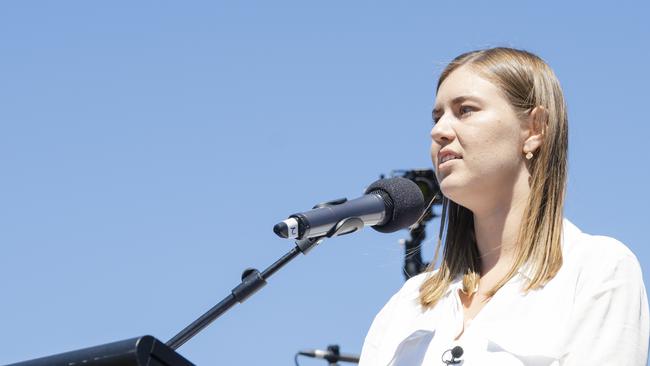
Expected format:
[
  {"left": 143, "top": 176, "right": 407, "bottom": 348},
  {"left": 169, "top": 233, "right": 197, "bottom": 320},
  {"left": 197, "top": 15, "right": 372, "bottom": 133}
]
[{"left": 443, "top": 218, "right": 582, "bottom": 293}]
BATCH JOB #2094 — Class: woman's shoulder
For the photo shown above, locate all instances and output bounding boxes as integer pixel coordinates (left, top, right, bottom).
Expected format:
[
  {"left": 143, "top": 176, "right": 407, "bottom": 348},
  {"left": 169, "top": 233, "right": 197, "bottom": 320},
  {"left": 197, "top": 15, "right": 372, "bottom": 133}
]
[
  {"left": 562, "top": 219, "right": 643, "bottom": 289},
  {"left": 359, "top": 271, "right": 440, "bottom": 365},
  {"left": 373, "top": 272, "right": 428, "bottom": 316},
  {"left": 369, "top": 271, "right": 434, "bottom": 321},
  {"left": 401, "top": 271, "right": 431, "bottom": 295},
  {"left": 564, "top": 219, "right": 639, "bottom": 264}
]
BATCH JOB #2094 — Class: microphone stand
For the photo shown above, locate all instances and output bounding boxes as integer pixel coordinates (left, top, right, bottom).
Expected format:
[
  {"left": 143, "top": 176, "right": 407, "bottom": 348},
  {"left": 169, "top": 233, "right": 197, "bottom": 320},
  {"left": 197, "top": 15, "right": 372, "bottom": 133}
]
[
  {"left": 401, "top": 204, "right": 434, "bottom": 280},
  {"left": 166, "top": 216, "right": 365, "bottom": 350},
  {"left": 5, "top": 216, "right": 365, "bottom": 366}
]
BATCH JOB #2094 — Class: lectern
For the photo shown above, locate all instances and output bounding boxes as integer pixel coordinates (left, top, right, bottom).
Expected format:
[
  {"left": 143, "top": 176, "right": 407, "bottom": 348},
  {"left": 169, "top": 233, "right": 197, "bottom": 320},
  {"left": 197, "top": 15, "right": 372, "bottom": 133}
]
[{"left": 6, "top": 335, "right": 193, "bottom": 366}]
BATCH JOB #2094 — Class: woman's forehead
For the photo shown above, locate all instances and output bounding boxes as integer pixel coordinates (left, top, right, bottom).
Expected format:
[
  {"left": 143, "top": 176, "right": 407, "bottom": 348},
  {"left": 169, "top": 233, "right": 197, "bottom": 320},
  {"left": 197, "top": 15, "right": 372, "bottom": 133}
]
[{"left": 434, "top": 66, "right": 501, "bottom": 108}]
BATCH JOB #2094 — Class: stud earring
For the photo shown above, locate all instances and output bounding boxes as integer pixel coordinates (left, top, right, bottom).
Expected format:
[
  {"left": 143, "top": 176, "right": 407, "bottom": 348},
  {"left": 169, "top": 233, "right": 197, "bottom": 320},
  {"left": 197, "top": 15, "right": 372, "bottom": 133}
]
[{"left": 525, "top": 151, "right": 533, "bottom": 160}]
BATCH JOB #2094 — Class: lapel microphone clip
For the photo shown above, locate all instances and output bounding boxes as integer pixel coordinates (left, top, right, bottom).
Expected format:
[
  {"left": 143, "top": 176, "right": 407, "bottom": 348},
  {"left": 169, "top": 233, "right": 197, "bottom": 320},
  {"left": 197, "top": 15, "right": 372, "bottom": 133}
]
[{"left": 441, "top": 345, "right": 464, "bottom": 365}]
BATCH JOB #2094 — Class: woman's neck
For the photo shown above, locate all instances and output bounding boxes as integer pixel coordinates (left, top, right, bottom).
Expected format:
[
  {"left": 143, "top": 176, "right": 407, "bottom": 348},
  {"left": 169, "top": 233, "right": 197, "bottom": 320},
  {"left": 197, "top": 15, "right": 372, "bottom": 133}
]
[{"left": 472, "top": 172, "right": 531, "bottom": 276}]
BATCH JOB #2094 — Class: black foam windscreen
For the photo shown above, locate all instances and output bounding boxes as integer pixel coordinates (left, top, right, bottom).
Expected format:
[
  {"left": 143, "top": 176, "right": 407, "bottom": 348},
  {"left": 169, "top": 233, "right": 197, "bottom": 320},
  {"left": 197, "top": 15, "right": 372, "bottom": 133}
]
[{"left": 364, "top": 177, "right": 425, "bottom": 233}]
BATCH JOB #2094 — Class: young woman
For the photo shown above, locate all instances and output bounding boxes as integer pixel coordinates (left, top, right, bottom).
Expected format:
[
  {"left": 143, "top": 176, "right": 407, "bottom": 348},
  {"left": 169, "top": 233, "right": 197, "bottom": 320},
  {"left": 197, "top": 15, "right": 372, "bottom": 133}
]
[{"left": 359, "top": 48, "right": 649, "bottom": 365}]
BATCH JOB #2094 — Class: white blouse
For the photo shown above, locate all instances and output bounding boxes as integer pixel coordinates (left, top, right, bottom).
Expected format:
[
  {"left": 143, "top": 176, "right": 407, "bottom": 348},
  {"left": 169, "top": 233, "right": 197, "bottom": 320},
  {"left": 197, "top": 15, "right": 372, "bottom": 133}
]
[{"left": 359, "top": 220, "right": 649, "bottom": 365}]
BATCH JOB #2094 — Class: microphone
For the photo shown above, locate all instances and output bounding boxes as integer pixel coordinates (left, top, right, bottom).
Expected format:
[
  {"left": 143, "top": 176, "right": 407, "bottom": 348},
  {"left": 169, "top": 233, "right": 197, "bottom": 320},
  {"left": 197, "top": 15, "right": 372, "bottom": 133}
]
[
  {"left": 441, "top": 346, "right": 464, "bottom": 365},
  {"left": 273, "top": 177, "right": 425, "bottom": 240},
  {"left": 298, "top": 347, "right": 360, "bottom": 364}
]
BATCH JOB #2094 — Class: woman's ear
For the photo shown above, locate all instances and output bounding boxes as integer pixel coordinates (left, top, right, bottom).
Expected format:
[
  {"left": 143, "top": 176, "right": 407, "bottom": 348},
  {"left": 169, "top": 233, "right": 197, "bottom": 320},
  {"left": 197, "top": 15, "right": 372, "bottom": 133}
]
[{"left": 523, "top": 106, "right": 547, "bottom": 154}]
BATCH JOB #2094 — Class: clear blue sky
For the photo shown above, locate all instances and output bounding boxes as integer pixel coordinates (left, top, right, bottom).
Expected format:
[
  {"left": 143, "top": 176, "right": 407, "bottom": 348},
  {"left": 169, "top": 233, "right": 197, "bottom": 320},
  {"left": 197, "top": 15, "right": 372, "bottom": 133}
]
[{"left": 1, "top": 1, "right": 648, "bottom": 365}]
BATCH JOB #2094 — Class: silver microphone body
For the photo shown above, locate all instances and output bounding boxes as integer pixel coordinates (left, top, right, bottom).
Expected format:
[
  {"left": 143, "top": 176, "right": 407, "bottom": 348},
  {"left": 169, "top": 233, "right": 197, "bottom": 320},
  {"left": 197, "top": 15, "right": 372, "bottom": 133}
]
[{"left": 276, "top": 193, "right": 387, "bottom": 240}]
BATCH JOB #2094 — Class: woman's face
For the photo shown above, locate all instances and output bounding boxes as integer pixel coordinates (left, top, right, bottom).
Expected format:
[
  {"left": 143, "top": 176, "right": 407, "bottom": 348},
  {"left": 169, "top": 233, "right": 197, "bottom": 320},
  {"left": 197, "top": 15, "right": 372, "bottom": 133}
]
[{"left": 431, "top": 66, "right": 530, "bottom": 212}]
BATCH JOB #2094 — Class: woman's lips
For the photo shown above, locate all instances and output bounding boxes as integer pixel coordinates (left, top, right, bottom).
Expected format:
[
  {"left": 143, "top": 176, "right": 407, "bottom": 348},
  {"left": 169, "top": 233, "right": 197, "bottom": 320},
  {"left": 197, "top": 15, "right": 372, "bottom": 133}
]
[{"left": 438, "top": 157, "right": 461, "bottom": 170}]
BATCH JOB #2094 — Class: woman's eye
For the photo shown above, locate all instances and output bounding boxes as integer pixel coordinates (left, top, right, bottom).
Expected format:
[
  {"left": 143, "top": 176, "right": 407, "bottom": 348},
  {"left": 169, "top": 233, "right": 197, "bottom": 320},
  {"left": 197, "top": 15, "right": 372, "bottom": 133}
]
[{"left": 459, "top": 105, "right": 474, "bottom": 116}]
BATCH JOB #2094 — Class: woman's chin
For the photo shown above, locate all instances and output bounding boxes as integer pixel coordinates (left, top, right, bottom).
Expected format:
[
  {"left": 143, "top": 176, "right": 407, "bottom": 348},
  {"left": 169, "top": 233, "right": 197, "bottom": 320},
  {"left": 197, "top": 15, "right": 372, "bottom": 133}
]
[
  {"left": 439, "top": 179, "right": 461, "bottom": 201},
  {"left": 439, "top": 178, "right": 473, "bottom": 207}
]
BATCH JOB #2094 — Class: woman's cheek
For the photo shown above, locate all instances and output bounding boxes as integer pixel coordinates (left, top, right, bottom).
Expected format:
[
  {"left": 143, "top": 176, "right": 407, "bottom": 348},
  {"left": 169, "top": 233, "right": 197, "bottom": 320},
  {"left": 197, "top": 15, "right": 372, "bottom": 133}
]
[{"left": 430, "top": 144, "right": 439, "bottom": 165}]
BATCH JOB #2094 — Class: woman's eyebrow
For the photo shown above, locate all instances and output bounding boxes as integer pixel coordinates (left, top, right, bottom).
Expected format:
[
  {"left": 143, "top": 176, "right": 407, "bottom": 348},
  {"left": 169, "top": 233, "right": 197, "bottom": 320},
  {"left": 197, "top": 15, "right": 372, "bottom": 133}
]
[
  {"left": 433, "top": 95, "right": 481, "bottom": 115},
  {"left": 451, "top": 95, "right": 481, "bottom": 105}
]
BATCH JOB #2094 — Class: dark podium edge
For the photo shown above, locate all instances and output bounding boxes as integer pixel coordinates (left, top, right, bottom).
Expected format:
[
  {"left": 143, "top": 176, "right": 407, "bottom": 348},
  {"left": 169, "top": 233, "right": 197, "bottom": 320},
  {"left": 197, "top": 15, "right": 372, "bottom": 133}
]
[{"left": 5, "top": 335, "right": 195, "bottom": 366}]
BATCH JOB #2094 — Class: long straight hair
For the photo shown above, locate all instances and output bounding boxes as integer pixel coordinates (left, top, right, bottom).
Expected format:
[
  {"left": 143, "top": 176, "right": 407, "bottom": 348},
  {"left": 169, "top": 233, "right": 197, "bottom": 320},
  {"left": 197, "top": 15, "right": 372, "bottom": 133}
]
[{"left": 419, "top": 47, "right": 569, "bottom": 308}]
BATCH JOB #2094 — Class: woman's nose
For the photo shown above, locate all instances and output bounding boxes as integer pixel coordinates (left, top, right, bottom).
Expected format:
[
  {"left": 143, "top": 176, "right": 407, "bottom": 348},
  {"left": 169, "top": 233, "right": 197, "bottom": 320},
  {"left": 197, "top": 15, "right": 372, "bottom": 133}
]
[{"left": 430, "top": 117, "right": 455, "bottom": 145}]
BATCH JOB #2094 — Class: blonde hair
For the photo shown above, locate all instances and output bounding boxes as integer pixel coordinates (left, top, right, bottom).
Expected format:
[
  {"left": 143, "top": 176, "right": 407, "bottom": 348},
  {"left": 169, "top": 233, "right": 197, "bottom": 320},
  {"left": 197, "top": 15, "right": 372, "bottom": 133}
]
[{"left": 419, "top": 47, "right": 568, "bottom": 308}]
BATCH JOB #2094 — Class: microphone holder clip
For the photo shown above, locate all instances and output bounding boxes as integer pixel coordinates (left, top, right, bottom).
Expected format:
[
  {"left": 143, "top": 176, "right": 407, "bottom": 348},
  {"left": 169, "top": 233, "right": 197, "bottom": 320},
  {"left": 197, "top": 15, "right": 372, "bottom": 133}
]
[{"left": 296, "top": 216, "right": 364, "bottom": 254}]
